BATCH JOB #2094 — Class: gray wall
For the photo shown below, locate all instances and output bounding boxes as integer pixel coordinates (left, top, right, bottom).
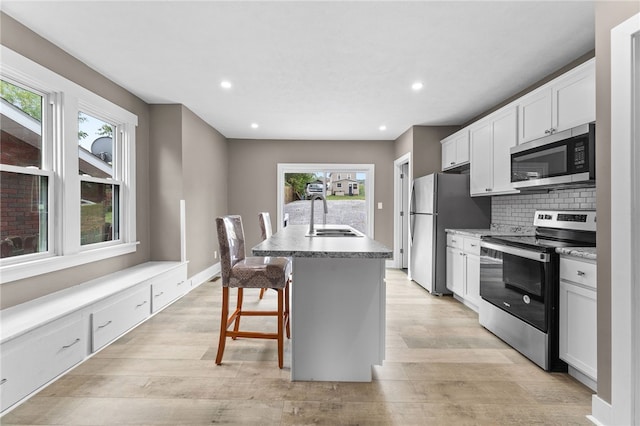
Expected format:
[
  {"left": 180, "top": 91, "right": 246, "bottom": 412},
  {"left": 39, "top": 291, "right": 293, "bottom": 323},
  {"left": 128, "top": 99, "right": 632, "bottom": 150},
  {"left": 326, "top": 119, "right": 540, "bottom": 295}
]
[
  {"left": 594, "top": 0, "right": 640, "bottom": 404},
  {"left": 148, "top": 104, "right": 229, "bottom": 278},
  {"left": 393, "top": 125, "right": 459, "bottom": 179},
  {"left": 181, "top": 107, "right": 228, "bottom": 277},
  {"left": 412, "top": 126, "right": 459, "bottom": 179},
  {"left": 0, "top": 13, "right": 152, "bottom": 309},
  {"left": 227, "top": 139, "right": 395, "bottom": 249},
  {"left": 149, "top": 105, "right": 184, "bottom": 262}
]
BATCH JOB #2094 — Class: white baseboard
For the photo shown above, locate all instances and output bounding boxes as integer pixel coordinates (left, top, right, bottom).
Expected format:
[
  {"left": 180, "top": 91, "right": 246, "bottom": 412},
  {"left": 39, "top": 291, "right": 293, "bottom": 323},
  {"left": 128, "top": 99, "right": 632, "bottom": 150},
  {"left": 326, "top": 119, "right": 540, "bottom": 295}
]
[
  {"left": 189, "top": 262, "right": 221, "bottom": 289},
  {"left": 588, "top": 395, "right": 611, "bottom": 426}
]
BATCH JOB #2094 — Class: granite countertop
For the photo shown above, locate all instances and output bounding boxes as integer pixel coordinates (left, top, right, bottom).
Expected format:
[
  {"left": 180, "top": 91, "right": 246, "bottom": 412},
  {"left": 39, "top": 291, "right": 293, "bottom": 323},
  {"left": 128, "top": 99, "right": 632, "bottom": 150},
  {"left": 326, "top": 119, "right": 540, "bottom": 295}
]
[
  {"left": 556, "top": 247, "right": 597, "bottom": 260},
  {"left": 446, "top": 224, "right": 534, "bottom": 238},
  {"left": 252, "top": 225, "right": 393, "bottom": 259}
]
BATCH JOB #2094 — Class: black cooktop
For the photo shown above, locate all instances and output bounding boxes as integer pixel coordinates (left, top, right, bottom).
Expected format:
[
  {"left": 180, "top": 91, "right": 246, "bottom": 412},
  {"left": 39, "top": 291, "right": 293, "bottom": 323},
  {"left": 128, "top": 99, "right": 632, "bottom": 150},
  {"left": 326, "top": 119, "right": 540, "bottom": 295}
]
[{"left": 484, "top": 228, "right": 597, "bottom": 253}]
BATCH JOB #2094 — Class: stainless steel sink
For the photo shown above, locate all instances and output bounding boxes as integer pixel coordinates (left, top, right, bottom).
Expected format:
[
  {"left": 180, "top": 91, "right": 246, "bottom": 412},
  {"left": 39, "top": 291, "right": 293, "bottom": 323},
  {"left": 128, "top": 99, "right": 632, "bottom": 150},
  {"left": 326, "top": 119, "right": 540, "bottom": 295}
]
[{"left": 306, "top": 228, "right": 364, "bottom": 237}]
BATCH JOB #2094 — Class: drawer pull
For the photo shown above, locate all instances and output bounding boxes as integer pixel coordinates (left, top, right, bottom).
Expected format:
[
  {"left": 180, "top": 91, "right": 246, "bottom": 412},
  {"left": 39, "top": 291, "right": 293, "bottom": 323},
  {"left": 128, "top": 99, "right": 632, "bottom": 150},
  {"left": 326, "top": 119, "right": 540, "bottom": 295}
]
[
  {"left": 97, "top": 320, "right": 112, "bottom": 330},
  {"left": 155, "top": 292, "right": 164, "bottom": 298},
  {"left": 470, "top": 244, "right": 477, "bottom": 247},
  {"left": 577, "top": 270, "right": 586, "bottom": 277},
  {"left": 451, "top": 239, "right": 457, "bottom": 243},
  {"left": 136, "top": 301, "right": 148, "bottom": 308},
  {"left": 0, "top": 378, "right": 7, "bottom": 385},
  {"left": 62, "top": 338, "right": 81, "bottom": 349},
  {"left": 177, "top": 280, "right": 185, "bottom": 286}
]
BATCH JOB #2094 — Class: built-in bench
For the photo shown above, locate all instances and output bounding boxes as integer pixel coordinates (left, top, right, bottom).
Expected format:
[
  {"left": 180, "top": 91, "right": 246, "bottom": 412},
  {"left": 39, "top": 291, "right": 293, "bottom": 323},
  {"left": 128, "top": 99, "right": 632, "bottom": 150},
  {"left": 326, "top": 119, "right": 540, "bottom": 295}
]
[{"left": 0, "top": 261, "right": 190, "bottom": 414}]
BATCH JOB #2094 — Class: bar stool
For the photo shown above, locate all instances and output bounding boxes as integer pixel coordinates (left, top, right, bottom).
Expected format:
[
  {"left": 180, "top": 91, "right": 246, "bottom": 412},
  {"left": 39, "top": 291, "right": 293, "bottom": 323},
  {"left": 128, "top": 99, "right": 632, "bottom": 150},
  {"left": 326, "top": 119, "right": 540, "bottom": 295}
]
[{"left": 215, "top": 215, "right": 291, "bottom": 368}]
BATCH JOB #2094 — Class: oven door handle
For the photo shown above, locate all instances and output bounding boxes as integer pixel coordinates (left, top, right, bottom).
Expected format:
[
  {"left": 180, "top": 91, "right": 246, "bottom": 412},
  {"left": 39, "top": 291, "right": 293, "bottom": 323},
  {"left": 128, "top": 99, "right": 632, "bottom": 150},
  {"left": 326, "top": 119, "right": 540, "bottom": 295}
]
[{"left": 481, "top": 241, "right": 550, "bottom": 263}]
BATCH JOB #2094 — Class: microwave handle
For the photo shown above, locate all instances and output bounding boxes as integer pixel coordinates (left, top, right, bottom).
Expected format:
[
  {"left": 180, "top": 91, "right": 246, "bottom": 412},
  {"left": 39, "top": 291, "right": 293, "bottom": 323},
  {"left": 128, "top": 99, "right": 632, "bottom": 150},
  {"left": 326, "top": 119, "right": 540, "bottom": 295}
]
[{"left": 481, "top": 241, "right": 550, "bottom": 263}]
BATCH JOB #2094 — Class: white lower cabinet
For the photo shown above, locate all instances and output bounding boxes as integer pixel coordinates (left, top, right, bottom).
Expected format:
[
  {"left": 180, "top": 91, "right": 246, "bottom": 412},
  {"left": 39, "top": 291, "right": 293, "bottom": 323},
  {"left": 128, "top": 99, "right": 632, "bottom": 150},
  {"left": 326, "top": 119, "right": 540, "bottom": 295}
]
[
  {"left": 559, "top": 256, "right": 597, "bottom": 390},
  {"left": 446, "top": 233, "right": 481, "bottom": 312},
  {"left": 92, "top": 287, "right": 151, "bottom": 352},
  {"left": 0, "top": 313, "right": 84, "bottom": 412},
  {"left": 0, "top": 261, "right": 189, "bottom": 414},
  {"left": 151, "top": 264, "right": 188, "bottom": 313}
]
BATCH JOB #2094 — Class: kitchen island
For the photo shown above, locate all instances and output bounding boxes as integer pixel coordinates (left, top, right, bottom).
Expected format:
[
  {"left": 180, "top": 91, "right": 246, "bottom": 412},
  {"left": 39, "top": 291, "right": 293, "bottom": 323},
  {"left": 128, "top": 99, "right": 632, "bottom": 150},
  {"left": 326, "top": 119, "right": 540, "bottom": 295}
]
[{"left": 252, "top": 224, "right": 392, "bottom": 382}]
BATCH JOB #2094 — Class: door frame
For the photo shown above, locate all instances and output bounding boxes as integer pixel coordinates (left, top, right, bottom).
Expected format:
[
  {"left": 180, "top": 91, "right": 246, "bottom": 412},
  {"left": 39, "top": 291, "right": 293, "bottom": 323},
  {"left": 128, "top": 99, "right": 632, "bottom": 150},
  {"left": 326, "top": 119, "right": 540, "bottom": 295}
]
[
  {"left": 393, "top": 153, "right": 411, "bottom": 269},
  {"left": 608, "top": 12, "right": 640, "bottom": 426}
]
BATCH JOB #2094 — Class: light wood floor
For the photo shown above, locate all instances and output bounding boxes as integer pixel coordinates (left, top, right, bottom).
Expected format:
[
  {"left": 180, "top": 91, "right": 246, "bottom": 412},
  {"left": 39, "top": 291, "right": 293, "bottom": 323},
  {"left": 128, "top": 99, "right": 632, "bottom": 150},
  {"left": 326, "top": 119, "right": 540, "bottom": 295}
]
[{"left": 2, "top": 269, "right": 593, "bottom": 425}]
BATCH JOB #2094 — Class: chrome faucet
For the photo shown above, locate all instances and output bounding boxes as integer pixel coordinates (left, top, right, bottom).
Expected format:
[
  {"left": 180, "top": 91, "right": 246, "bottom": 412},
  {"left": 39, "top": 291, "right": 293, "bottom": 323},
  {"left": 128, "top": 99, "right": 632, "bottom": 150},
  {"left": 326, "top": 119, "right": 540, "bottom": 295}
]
[{"left": 308, "top": 194, "right": 328, "bottom": 235}]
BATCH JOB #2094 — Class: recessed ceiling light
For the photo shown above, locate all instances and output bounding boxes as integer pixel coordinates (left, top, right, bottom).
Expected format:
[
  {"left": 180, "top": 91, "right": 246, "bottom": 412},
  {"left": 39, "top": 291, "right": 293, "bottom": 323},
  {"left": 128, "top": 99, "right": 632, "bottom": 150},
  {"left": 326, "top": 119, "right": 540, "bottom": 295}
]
[
  {"left": 412, "top": 82, "right": 424, "bottom": 91},
  {"left": 220, "top": 80, "right": 232, "bottom": 89},
  {"left": 251, "top": 123, "right": 259, "bottom": 129},
  {"left": 379, "top": 125, "right": 387, "bottom": 131}
]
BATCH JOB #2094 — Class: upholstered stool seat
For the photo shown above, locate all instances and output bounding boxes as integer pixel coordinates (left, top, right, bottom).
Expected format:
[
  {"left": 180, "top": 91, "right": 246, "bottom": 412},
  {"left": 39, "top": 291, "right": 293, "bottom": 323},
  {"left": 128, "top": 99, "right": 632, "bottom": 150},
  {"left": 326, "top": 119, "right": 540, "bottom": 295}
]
[
  {"left": 215, "top": 215, "right": 291, "bottom": 369},
  {"left": 228, "top": 257, "right": 290, "bottom": 289}
]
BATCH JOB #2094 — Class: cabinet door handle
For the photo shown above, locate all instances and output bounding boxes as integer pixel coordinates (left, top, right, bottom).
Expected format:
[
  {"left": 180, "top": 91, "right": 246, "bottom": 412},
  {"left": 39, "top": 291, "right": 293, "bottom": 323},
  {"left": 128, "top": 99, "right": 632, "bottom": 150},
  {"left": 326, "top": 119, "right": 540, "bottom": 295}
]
[
  {"left": 470, "top": 244, "right": 477, "bottom": 247},
  {"left": 450, "top": 161, "right": 455, "bottom": 165},
  {"left": 62, "top": 338, "right": 81, "bottom": 349},
  {"left": 545, "top": 129, "right": 551, "bottom": 134},
  {"left": 177, "top": 280, "right": 185, "bottom": 286},
  {"left": 451, "top": 239, "right": 457, "bottom": 243},
  {"left": 577, "top": 270, "right": 586, "bottom": 277},
  {"left": 0, "top": 378, "right": 7, "bottom": 385},
  {"left": 485, "top": 188, "right": 492, "bottom": 192},
  {"left": 155, "top": 292, "right": 164, "bottom": 298},
  {"left": 136, "top": 301, "right": 148, "bottom": 308},
  {"left": 97, "top": 320, "right": 112, "bottom": 330}
]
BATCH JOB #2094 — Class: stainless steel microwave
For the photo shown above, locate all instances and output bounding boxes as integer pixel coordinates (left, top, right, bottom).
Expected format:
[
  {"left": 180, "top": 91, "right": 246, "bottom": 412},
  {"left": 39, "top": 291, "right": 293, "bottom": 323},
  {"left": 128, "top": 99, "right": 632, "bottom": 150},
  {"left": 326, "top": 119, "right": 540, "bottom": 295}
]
[{"left": 510, "top": 123, "right": 595, "bottom": 189}]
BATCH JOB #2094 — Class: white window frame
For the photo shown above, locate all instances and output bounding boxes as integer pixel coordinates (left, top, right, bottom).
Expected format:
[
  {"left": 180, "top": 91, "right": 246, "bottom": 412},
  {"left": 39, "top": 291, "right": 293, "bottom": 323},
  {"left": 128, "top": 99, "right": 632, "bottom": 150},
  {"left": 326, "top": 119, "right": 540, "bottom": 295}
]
[
  {"left": 276, "top": 163, "right": 375, "bottom": 237},
  {"left": 0, "top": 46, "right": 138, "bottom": 283}
]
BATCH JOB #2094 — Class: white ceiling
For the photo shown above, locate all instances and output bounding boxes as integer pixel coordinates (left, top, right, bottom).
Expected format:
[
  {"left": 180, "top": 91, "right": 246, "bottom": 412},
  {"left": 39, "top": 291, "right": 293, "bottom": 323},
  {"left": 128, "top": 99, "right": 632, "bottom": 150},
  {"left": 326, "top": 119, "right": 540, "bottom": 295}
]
[{"left": 0, "top": 1, "right": 595, "bottom": 141}]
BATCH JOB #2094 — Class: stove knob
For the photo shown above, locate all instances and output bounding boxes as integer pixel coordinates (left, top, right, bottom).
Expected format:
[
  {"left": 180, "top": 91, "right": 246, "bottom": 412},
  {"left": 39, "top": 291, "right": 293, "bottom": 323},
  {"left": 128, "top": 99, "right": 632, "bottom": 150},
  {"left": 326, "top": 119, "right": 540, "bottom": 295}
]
[{"left": 523, "top": 295, "right": 531, "bottom": 304}]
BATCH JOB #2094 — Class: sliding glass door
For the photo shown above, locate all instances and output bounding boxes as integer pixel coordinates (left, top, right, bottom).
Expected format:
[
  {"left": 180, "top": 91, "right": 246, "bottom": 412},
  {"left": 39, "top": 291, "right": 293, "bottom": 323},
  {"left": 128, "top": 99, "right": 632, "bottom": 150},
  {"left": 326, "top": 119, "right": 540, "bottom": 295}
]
[{"left": 277, "top": 164, "right": 374, "bottom": 237}]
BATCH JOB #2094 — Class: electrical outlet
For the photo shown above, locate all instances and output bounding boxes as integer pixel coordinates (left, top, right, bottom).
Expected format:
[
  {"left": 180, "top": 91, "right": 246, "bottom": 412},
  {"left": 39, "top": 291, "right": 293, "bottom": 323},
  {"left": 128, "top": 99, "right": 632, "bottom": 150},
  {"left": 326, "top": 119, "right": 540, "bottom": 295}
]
[{"left": 214, "top": 250, "right": 218, "bottom": 259}]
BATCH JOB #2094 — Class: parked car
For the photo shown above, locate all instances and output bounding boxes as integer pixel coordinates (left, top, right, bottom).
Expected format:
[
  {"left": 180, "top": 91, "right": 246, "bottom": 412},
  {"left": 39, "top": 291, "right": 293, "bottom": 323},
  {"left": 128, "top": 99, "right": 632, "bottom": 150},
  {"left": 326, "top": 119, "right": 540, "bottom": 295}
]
[{"left": 306, "top": 183, "right": 324, "bottom": 198}]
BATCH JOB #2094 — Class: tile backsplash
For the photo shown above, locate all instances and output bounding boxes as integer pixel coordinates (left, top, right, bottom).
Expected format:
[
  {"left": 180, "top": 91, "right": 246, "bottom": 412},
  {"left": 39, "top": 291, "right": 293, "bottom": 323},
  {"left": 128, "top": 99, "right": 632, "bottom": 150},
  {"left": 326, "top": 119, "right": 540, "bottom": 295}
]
[{"left": 491, "top": 187, "right": 596, "bottom": 228}]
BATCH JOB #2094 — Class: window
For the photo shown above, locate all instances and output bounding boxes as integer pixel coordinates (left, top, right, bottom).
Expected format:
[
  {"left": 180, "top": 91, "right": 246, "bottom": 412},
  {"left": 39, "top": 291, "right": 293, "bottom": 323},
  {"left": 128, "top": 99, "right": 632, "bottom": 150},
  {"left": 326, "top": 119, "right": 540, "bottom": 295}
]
[
  {"left": 278, "top": 163, "right": 374, "bottom": 237},
  {"left": 0, "top": 79, "right": 50, "bottom": 260},
  {"left": 0, "top": 47, "right": 137, "bottom": 282},
  {"left": 78, "top": 112, "right": 118, "bottom": 245}
]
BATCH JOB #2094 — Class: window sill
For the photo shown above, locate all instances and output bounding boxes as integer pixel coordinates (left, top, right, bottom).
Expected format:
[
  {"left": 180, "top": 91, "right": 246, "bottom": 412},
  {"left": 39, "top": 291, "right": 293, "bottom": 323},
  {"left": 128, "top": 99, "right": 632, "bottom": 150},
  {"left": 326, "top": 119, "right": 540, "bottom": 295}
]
[{"left": 0, "top": 242, "right": 139, "bottom": 283}]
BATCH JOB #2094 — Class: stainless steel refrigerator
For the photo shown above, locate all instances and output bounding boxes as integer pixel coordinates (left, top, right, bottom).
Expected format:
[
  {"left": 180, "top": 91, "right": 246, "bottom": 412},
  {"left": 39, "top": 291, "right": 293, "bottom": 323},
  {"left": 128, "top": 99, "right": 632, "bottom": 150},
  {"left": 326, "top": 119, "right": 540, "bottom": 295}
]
[{"left": 409, "top": 173, "right": 491, "bottom": 294}]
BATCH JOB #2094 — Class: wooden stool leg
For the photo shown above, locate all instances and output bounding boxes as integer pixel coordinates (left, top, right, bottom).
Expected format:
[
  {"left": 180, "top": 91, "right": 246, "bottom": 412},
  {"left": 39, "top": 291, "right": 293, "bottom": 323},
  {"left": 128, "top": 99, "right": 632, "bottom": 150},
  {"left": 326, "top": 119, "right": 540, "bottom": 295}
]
[
  {"left": 232, "top": 288, "right": 243, "bottom": 339},
  {"left": 277, "top": 288, "right": 284, "bottom": 369},
  {"left": 215, "top": 287, "right": 229, "bottom": 365},
  {"left": 259, "top": 288, "right": 266, "bottom": 299}
]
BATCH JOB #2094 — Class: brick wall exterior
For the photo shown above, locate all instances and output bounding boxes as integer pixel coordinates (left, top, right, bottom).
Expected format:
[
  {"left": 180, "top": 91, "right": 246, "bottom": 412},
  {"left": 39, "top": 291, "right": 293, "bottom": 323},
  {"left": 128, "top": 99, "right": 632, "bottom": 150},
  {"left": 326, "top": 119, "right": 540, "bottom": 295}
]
[{"left": 1, "top": 130, "right": 43, "bottom": 256}]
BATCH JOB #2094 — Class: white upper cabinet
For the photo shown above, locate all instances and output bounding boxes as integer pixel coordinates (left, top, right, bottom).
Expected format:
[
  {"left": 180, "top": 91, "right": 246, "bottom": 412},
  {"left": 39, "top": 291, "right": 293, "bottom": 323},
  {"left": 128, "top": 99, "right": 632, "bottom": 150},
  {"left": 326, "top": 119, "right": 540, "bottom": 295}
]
[
  {"left": 470, "top": 107, "right": 519, "bottom": 196},
  {"left": 441, "top": 130, "right": 470, "bottom": 170},
  {"left": 518, "top": 59, "right": 595, "bottom": 144}
]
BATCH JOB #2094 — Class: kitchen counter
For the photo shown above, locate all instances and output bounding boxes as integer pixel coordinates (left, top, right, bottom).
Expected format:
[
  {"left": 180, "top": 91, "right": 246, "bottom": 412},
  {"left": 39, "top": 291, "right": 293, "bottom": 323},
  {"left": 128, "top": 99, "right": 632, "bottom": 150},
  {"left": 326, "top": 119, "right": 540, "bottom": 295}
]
[
  {"left": 556, "top": 247, "right": 597, "bottom": 260},
  {"left": 252, "top": 225, "right": 391, "bottom": 382},
  {"left": 252, "top": 225, "right": 392, "bottom": 259},
  {"left": 445, "top": 225, "right": 534, "bottom": 238}
]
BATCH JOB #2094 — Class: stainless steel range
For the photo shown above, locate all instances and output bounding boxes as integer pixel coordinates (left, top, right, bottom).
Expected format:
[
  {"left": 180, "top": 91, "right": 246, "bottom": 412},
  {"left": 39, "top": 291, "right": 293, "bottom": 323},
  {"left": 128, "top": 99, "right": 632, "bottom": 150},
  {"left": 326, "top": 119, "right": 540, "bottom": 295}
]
[{"left": 479, "top": 210, "right": 596, "bottom": 371}]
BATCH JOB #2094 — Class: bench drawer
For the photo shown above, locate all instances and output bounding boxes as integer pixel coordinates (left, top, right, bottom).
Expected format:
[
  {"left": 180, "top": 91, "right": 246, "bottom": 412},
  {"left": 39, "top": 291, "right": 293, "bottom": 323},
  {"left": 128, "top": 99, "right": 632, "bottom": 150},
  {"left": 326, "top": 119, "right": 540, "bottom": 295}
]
[
  {"left": 1, "top": 315, "right": 84, "bottom": 412},
  {"left": 91, "top": 287, "right": 150, "bottom": 352},
  {"left": 151, "top": 265, "right": 188, "bottom": 313}
]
